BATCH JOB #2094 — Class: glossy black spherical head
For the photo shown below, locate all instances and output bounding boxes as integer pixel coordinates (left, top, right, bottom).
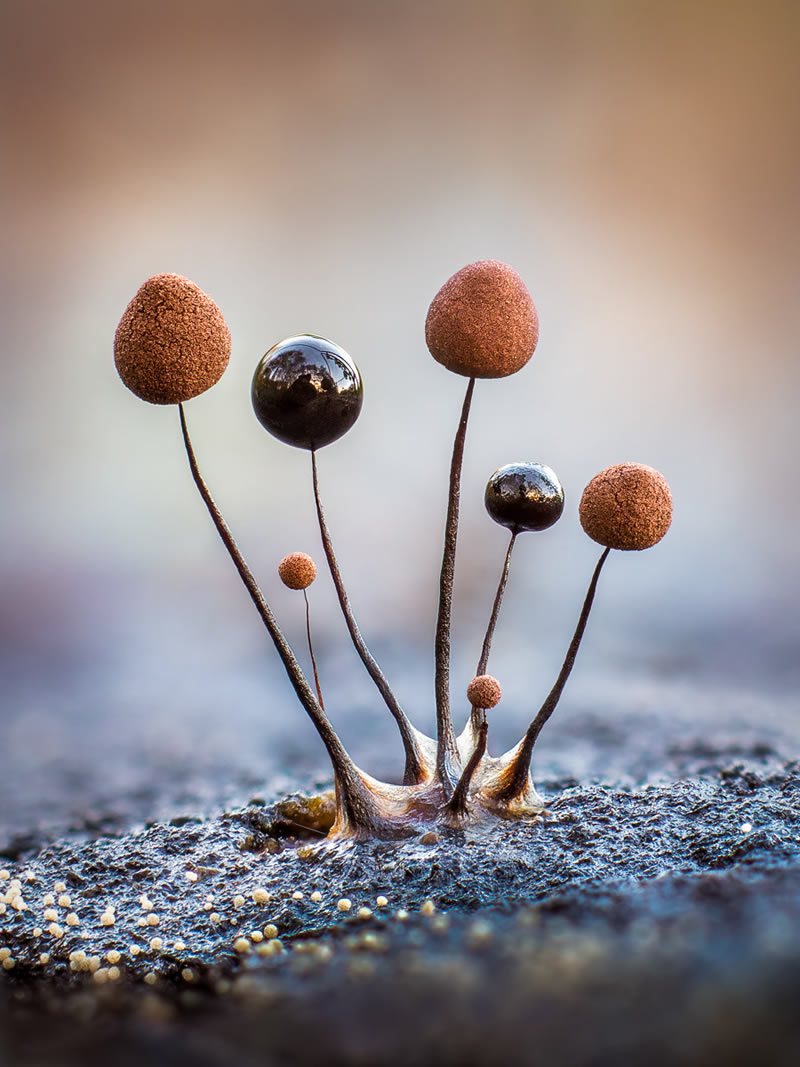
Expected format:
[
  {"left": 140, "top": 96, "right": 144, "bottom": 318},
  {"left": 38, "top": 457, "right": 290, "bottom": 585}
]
[
  {"left": 485, "top": 462, "right": 565, "bottom": 533},
  {"left": 252, "top": 335, "right": 363, "bottom": 450}
]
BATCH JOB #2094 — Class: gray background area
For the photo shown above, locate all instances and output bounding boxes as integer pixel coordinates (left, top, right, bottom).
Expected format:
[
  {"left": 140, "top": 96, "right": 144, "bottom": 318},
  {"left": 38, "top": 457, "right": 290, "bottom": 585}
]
[{"left": 1, "top": 0, "right": 798, "bottom": 846}]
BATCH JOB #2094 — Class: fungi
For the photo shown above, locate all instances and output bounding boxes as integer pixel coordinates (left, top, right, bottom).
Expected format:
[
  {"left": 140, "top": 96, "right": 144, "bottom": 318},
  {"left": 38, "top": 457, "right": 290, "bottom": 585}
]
[
  {"left": 426, "top": 262, "right": 539, "bottom": 794},
  {"left": 279, "top": 552, "right": 325, "bottom": 711},
  {"left": 116, "top": 278, "right": 395, "bottom": 838},
  {"left": 484, "top": 462, "right": 564, "bottom": 534},
  {"left": 487, "top": 463, "right": 672, "bottom": 808},
  {"left": 252, "top": 335, "right": 363, "bottom": 451},
  {"left": 466, "top": 675, "right": 502, "bottom": 711},
  {"left": 115, "top": 265, "right": 672, "bottom": 842},
  {"left": 114, "top": 273, "right": 230, "bottom": 404},
  {"left": 425, "top": 260, "right": 538, "bottom": 380},
  {"left": 579, "top": 463, "right": 673, "bottom": 551},
  {"left": 476, "top": 463, "right": 564, "bottom": 689},
  {"left": 278, "top": 552, "right": 317, "bottom": 590},
  {"left": 253, "top": 335, "right": 426, "bottom": 786},
  {"left": 447, "top": 675, "right": 501, "bottom": 818}
]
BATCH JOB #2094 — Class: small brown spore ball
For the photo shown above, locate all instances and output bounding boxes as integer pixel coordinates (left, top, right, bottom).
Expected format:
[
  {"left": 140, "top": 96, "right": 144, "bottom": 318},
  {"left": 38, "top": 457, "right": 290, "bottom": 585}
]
[
  {"left": 467, "top": 674, "right": 502, "bottom": 710},
  {"left": 579, "top": 464, "right": 672, "bottom": 551},
  {"left": 425, "top": 260, "right": 538, "bottom": 379},
  {"left": 114, "top": 273, "right": 231, "bottom": 405},
  {"left": 278, "top": 553, "right": 316, "bottom": 590}
]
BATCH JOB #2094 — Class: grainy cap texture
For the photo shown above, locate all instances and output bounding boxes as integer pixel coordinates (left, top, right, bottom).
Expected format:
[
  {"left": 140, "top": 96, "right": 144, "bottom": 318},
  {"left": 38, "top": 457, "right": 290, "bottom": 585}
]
[
  {"left": 278, "top": 552, "right": 316, "bottom": 590},
  {"left": 467, "top": 674, "right": 502, "bottom": 709},
  {"left": 114, "top": 273, "right": 231, "bottom": 404},
  {"left": 425, "top": 260, "right": 539, "bottom": 379},
  {"left": 579, "top": 463, "right": 672, "bottom": 551}
]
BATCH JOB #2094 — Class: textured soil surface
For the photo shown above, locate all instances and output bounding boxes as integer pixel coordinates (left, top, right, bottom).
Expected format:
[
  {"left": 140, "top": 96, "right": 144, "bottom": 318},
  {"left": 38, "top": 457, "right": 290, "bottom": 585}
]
[{"left": 2, "top": 746, "right": 800, "bottom": 1066}]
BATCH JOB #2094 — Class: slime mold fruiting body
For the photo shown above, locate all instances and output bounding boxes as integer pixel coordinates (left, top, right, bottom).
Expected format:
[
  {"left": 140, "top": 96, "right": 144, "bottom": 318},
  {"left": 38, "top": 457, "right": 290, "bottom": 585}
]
[
  {"left": 278, "top": 553, "right": 325, "bottom": 712},
  {"left": 114, "top": 273, "right": 230, "bottom": 404},
  {"left": 114, "top": 263, "right": 672, "bottom": 842}
]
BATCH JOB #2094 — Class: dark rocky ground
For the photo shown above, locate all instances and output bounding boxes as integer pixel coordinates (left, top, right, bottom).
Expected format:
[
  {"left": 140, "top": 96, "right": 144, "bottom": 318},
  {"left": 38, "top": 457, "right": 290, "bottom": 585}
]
[
  {"left": 2, "top": 733, "right": 800, "bottom": 1066},
  {"left": 2, "top": 580, "right": 800, "bottom": 1067}
]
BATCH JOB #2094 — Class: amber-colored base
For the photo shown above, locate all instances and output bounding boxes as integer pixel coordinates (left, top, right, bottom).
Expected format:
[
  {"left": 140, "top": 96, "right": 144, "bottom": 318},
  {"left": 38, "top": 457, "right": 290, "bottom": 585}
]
[{"left": 323, "top": 724, "right": 545, "bottom": 842}]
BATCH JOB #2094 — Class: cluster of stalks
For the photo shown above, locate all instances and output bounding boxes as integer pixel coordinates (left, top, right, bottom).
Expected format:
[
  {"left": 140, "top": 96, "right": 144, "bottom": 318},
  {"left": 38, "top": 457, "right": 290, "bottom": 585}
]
[{"left": 114, "top": 265, "right": 672, "bottom": 840}]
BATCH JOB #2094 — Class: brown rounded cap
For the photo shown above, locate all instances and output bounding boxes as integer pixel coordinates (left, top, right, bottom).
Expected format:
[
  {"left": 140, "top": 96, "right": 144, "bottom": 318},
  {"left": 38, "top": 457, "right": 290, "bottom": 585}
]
[
  {"left": 114, "top": 273, "right": 231, "bottom": 404},
  {"left": 425, "top": 260, "right": 539, "bottom": 379},
  {"left": 278, "top": 552, "right": 316, "bottom": 590},
  {"left": 467, "top": 674, "right": 502, "bottom": 709},
  {"left": 579, "top": 463, "right": 672, "bottom": 551}
]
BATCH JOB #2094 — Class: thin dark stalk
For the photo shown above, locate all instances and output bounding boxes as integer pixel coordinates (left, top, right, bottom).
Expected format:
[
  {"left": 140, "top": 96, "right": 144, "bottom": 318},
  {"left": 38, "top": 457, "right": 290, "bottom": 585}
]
[
  {"left": 477, "top": 531, "right": 517, "bottom": 675},
  {"left": 178, "top": 404, "right": 379, "bottom": 831},
  {"left": 303, "top": 589, "right": 325, "bottom": 712},
  {"left": 494, "top": 546, "right": 611, "bottom": 803},
  {"left": 470, "top": 531, "right": 517, "bottom": 731},
  {"left": 435, "top": 376, "right": 476, "bottom": 791},
  {"left": 446, "top": 716, "right": 488, "bottom": 816},
  {"left": 311, "top": 450, "right": 424, "bottom": 786}
]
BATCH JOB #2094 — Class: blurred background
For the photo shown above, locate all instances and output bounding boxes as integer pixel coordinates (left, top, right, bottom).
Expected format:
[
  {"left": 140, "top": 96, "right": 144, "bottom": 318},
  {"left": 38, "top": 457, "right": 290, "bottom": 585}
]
[{"left": 1, "top": 0, "right": 798, "bottom": 844}]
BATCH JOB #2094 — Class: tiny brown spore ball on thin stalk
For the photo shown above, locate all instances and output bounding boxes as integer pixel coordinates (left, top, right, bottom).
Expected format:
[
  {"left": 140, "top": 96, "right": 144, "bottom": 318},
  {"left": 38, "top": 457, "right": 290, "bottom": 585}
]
[
  {"left": 580, "top": 463, "right": 672, "bottom": 551},
  {"left": 467, "top": 674, "right": 502, "bottom": 710},
  {"left": 114, "top": 273, "right": 230, "bottom": 404},
  {"left": 279, "top": 553, "right": 325, "bottom": 712},
  {"left": 425, "top": 260, "right": 539, "bottom": 379},
  {"left": 447, "top": 674, "right": 503, "bottom": 817},
  {"left": 278, "top": 552, "right": 317, "bottom": 590}
]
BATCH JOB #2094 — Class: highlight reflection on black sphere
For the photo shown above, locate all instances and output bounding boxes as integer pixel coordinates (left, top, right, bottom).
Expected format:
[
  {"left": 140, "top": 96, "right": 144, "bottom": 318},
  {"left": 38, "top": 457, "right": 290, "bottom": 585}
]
[
  {"left": 485, "top": 462, "right": 564, "bottom": 533},
  {"left": 252, "top": 335, "right": 363, "bottom": 450}
]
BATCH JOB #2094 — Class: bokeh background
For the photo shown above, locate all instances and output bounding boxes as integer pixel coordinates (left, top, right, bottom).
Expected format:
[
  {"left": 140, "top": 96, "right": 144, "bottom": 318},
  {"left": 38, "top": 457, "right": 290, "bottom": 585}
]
[{"left": 1, "top": 0, "right": 798, "bottom": 844}]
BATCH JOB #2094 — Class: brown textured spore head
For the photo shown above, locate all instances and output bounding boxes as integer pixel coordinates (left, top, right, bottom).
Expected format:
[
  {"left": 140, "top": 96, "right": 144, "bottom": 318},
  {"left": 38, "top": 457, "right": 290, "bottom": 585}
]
[
  {"left": 425, "top": 260, "right": 539, "bottom": 379},
  {"left": 579, "top": 463, "right": 672, "bottom": 551},
  {"left": 114, "top": 273, "right": 231, "bottom": 404},
  {"left": 278, "top": 552, "right": 316, "bottom": 591},
  {"left": 467, "top": 674, "right": 502, "bottom": 709}
]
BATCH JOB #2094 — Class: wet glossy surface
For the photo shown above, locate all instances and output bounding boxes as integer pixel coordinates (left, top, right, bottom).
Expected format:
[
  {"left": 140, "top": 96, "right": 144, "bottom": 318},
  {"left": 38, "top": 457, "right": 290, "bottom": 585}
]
[
  {"left": 484, "top": 462, "right": 564, "bottom": 533},
  {"left": 251, "top": 335, "right": 363, "bottom": 450}
]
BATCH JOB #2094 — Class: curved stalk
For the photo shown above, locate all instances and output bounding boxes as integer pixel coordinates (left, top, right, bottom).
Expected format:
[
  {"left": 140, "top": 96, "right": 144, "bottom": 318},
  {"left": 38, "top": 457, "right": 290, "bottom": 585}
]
[
  {"left": 434, "top": 377, "right": 476, "bottom": 791},
  {"left": 178, "top": 403, "right": 380, "bottom": 830},
  {"left": 311, "top": 450, "right": 425, "bottom": 785},
  {"left": 303, "top": 589, "right": 325, "bottom": 712},
  {"left": 491, "top": 546, "right": 611, "bottom": 804},
  {"left": 476, "top": 531, "right": 517, "bottom": 676},
  {"left": 470, "top": 530, "right": 517, "bottom": 730},
  {"left": 446, "top": 715, "right": 488, "bottom": 816}
]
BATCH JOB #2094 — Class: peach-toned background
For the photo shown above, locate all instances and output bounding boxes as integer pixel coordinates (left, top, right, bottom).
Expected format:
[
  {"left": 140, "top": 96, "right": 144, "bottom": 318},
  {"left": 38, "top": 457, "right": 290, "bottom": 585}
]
[{"left": 1, "top": 1, "right": 798, "bottom": 835}]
